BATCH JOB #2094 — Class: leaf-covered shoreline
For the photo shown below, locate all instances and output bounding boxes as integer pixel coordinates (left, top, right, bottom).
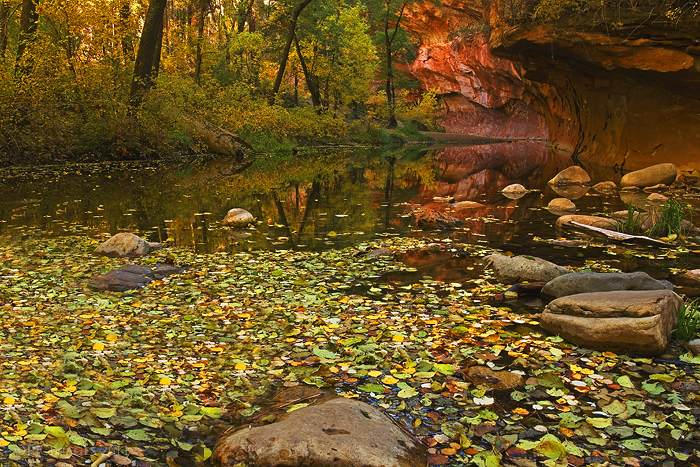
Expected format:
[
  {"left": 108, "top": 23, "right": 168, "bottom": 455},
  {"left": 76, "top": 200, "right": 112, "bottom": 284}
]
[{"left": 1, "top": 235, "right": 699, "bottom": 466}]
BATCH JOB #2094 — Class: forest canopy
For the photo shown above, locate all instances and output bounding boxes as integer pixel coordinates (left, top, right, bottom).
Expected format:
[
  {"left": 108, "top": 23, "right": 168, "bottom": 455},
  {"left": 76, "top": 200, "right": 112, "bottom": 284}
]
[{"left": 0, "top": 0, "right": 439, "bottom": 164}]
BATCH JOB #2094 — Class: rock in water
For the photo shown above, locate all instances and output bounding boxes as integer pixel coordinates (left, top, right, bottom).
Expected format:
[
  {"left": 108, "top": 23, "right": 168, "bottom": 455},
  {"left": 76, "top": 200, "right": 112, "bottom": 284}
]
[
  {"left": 555, "top": 214, "right": 620, "bottom": 230},
  {"left": 484, "top": 254, "right": 570, "bottom": 283},
  {"left": 501, "top": 184, "right": 528, "bottom": 199},
  {"left": 548, "top": 166, "right": 591, "bottom": 185},
  {"left": 548, "top": 198, "right": 576, "bottom": 214},
  {"left": 620, "top": 163, "right": 678, "bottom": 188},
  {"left": 211, "top": 397, "right": 426, "bottom": 467},
  {"left": 542, "top": 271, "right": 672, "bottom": 299},
  {"left": 92, "top": 233, "right": 161, "bottom": 258},
  {"left": 592, "top": 181, "right": 617, "bottom": 194},
  {"left": 222, "top": 208, "right": 254, "bottom": 227},
  {"left": 540, "top": 290, "right": 681, "bottom": 356}
]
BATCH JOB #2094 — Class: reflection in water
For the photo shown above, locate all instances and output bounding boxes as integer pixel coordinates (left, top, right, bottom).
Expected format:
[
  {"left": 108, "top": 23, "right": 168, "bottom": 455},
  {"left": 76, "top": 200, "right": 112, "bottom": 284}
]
[{"left": 0, "top": 143, "right": 638, "bottom": 260}]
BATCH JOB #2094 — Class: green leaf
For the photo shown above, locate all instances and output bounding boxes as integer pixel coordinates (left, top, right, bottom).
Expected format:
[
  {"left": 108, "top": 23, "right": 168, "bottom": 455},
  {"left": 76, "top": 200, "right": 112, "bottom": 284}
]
[
  {"left": 200, "top": 407, "right": 222, "bottom": 418},
  {"left": 357, "top": 383, "right": 385, "bottom": 393},
  {"left": 125, "top": 429, "right": 152, "bottom": 441},
  {"left": 622, "top": 438, "right": 647, "bottom": 451},
  {"left": 312, "top": 347, "right": 339, "bottom": 359},
  {"left": 432, "top": 363, "right": 454, "bottom": 375},
  {"left": 602, "top": 400, "right": 626, "bottom": 416},
  {"left": 616, "top": 375, "right": 634, "bottom": 388},
  {"left": 642, "top": 382, "right": 665, "bottom": 395},
  {"left": 90, "top": 407, "right": 117, "bottom": 418},
  {"left": 649, "top": 373, "right": 675, "bottom": 382},
  {"left": 537, "top": 373, "right": 565, "bottom": 388},
  {"left": 585, "top": 417, "right": 612, "bottom": 429},
  {"left": 536, "top": 439, "right": 567, "bottom": 459}
]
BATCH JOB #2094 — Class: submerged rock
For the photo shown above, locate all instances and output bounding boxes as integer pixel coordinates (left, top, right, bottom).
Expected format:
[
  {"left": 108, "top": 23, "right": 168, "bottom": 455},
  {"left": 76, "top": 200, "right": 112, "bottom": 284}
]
[
  {"left": 222, "top": 208, "right": 254, "bottom": 227},
  {"left": 413, "top": 208, "right": 465, "bottom": 230},
  {"left": 548, "top": 166, "right": 591, "bottom": 186},
  {"left": 620, "top": 163, "right": 678, "bottom": 188},
  {"left": 88, "top": 264, "right": 184, "bottom": 292},
  {"left": 211, "top": 397, "right": 427, "bottom": 467},
  {"left": 484, "top": 254, "right": 570, "bottom": 283},
  {"left": 92, "top": 233, "right": 161, "bottom": 258},
  {"left": 466, "top": 366, "right": 524, "bottom": 391},
  {"left": 540, "top": 290, "right": 681, "bottom": 356},
  {"left": 542, "top": 271, "right": 672, "bottom": 299}
]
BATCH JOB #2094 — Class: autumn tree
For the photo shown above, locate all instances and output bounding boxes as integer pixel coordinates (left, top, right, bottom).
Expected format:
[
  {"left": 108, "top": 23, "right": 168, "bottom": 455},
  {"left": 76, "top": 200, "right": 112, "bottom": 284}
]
[
  {"left": 130, "top": 0, "right": 167, "bottom": 108},
  {"left": 271, "top": 0, "right": 315, "bottom": 98},
  {"left": 15, "top": 0, "right": 38, "bottom": 75},
  {"left": 0, "top": 0, "right": 12, "bottom": 59}
]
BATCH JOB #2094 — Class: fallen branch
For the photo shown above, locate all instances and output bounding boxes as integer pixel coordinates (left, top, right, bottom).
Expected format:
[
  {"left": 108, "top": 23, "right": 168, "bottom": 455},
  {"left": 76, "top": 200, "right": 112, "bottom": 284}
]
[{"left": 562, "top": 221, "right": 672, "bottom": 247}]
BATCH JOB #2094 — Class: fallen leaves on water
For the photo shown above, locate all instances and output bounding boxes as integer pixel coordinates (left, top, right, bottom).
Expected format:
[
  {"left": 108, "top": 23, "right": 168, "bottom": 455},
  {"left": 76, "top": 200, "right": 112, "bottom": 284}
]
[{"left": 0, "top": 235, "right": 698, "bottom": 466}]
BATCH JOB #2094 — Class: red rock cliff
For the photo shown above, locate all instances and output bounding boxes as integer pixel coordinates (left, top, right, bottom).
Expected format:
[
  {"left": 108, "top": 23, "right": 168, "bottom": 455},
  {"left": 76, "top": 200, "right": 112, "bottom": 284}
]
[{"left": 404, "top": 0, "right": 700, "bottom": 169}]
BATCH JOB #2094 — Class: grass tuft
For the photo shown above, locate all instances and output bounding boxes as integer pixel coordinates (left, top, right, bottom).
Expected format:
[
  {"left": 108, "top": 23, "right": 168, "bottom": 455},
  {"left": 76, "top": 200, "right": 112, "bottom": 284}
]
[
  {"left": 647, "top": 199, "right": 691, "bottom": 238},
  {"left": 674, "top": 298, "right": 700, "bottom": 342}
]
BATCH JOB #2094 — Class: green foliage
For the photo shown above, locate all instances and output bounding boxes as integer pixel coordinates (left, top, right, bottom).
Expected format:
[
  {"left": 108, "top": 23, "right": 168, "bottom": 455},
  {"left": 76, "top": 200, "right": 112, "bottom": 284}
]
[
  {"left": 674, "top": 298, "right": 700, "bottom": 341},
  {"left": 647, "top": 198, "right": 692, "bottom": 238},
  {"left": 617, "top": 203, "right": 645, "bottom": 235},
  {"left": 395, "top": 88, "right": 443, "bottom": 131}
]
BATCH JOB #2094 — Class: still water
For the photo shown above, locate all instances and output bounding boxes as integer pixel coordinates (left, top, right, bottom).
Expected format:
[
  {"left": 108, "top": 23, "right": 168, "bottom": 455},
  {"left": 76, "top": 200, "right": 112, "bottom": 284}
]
[{"left": 2, "top": 142, "right": 700, "bottom": 283}]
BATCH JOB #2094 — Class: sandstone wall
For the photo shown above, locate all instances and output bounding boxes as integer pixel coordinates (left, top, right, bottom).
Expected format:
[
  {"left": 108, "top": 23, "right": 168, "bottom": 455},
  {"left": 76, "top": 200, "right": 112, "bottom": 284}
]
[{"left": 404, "top": 0, "right": 700, "bottom": 168}]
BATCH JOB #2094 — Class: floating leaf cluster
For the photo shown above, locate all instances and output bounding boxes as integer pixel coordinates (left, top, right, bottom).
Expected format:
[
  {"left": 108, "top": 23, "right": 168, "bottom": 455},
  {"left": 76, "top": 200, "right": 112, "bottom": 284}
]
[{"left": 0, "top": 235, "right": 699, "bottom": 467}]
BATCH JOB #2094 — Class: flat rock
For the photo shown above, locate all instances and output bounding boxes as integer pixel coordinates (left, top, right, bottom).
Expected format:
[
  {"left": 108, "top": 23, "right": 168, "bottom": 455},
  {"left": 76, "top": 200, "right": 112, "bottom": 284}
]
[
  {"left": 222, "top": 208, "right": 254, "bottom": 227},
  {"left": 88, "top": 264, "right": 184, "bottom": 292},
  {"left": 466, "top": 366, "right": 524, "bottom": 391},
  {"left": 484, "top": 254, "right": 570, "bottom": 283},
  {"left": 540, "top": 290, "right": 681, "bottom": 356},
  {"left": 548, "top": 198, "right": 576, "bottom": 214},
  {"left": 620, "top": 163, "right": 677, "bottom": 188},
  {"left": 542, "top": 271, "right": 672, "bottom": 299},
  {"left": 592, "top": 181, "right": 617, "bottom": 194},
  {"left": 555, "top": 214, "right": 619, "bottom": 230},
  {"left": 92, "top": 233, "right": 161, "bottom": 258},
  {"left": 548, "top": 166, "right": 591, "bottom": 186},
  {"left": 211, "top": 397, "right": 426, "bottom": 467}
]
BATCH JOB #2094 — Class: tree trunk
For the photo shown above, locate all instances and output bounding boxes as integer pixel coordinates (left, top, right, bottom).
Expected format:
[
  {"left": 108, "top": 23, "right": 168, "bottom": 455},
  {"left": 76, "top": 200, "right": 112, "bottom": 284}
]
[
  {"left": 293, "top": 34, "right": 320, "bottom": 107},
  {"left": 129, "top": 0, "right": 167, "bottom": 108},
  {"left": 15, "top": 0, "right": 38, "bottom": 75},
  {"left": 271, "top": 0, "right": 314, "bottom": 98},
  {"left": 0, "top": 1, "right": 10, "bottom": 59},
  {"left": 383, "top": 1, "right": 406, "bottom": 127},
  {"left": 120, "top": 2, "right": 134, "bottom": 60},
  {"left": 194, "top": 0, "right": 208, "bottom": 85}
]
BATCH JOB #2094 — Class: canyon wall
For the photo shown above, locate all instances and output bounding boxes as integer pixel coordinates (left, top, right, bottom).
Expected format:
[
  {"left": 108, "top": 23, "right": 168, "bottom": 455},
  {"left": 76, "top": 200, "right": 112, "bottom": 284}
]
[{"left": 404, "top": 0, "right": 700, "bottom": 169}]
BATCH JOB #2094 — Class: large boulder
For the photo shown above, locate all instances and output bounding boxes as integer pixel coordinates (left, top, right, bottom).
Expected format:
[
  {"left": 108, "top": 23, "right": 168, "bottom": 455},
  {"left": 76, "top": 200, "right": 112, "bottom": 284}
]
[
  {"left": 222, "top": 208, "right": 255, "bottom": 227},
  {"left": 484, "top": 254, "right": 570, "bottom": 283},
  {"left": 548, "top": 166, "right": 591, "bottom": 186},
  {"left": 540, "top": 290, "right": 681, "bottom": 356},
  {"left": 541, "top": 271, "right": 672, "bottom": 299},
  {"left": 92, "top": 233, "right": 161, "bottom": 258},
  {"left": 211, "top": 397, "right": 426, "bottom": 467},
  {"left": 87, "top": 264, "right": 184, "bottom": 292},
  {"left": 620, "top": 163, "right": 678, "bottom": 188}
]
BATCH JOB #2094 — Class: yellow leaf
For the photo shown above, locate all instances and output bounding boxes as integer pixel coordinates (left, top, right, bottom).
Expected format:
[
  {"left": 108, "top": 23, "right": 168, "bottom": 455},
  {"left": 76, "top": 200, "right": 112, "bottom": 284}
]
[
  {"left": 392, "top": 334, "right": 405, "bottom": 342},
  {"left": 105, "top": 334, "right": 118, "bottom": 341},
  {"left": 92, "top": 343, "right": 104, "bottom": 351},
  {"left": 381, "top": 376, "right": 399, "bottom": 385},
  {"left": 0, "top": 440, "right": 9, "bottom": 447},
  {"left": 367, "top": 370, "right": 382, "bottom": 377},
  {"left": 159, "top": 378, "right": 171, "bottom": 386},
  {"left": 234, "top": 363, "right": 246, "bottom": 371},
  {"left": 2, "top": 397, "right": 15, "bottom": 405}
]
